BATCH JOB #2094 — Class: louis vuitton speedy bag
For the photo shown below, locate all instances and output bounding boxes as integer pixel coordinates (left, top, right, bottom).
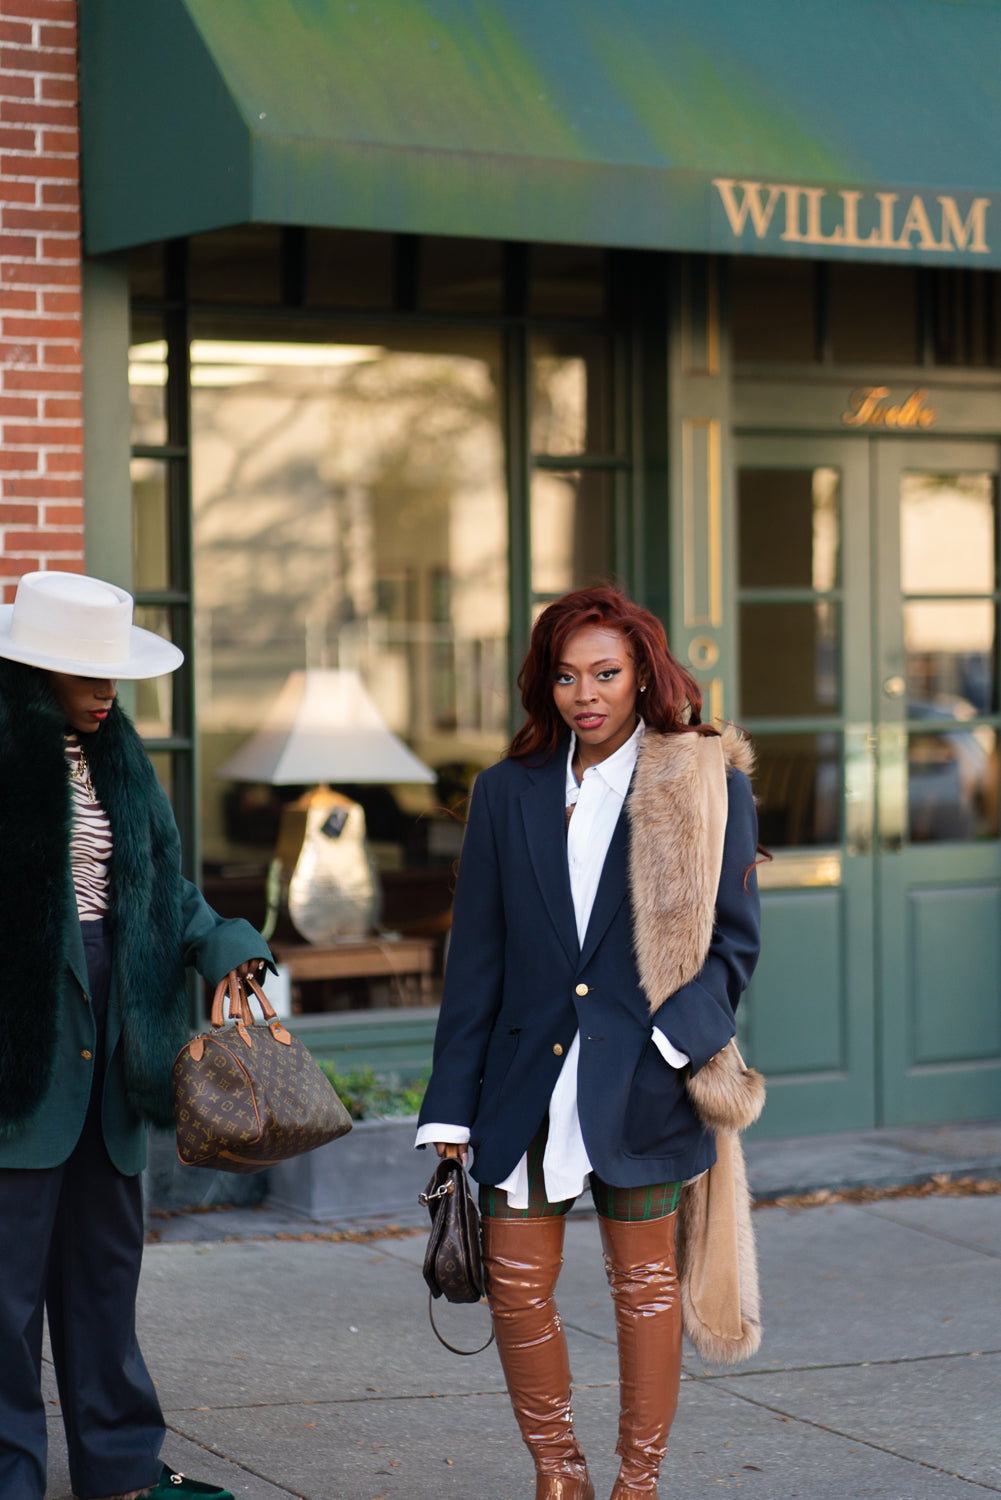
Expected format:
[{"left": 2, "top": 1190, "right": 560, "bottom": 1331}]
[{"left": 173, "top": 972, "right": 352, "bottom": 1173}]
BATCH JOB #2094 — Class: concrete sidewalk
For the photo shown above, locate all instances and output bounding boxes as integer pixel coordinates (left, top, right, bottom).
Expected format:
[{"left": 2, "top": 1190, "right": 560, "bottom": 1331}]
[{"left": 43, "top": 1125, "right": 1001, "bottom": 1500}]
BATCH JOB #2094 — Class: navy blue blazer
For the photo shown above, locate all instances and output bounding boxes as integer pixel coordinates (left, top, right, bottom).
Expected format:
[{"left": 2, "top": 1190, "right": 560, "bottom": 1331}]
[{"left": 418, "top": 738, "right": 761, "bottom": 1189}]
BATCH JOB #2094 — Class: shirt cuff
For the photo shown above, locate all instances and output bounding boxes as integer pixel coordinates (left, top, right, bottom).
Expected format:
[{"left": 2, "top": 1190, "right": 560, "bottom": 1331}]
[
  {"left": 651, "top": 1029, "right": 690, "bottom": 1070},
  {"left": 414, "top": 1122, "right": 471, "bottom": 1149}
]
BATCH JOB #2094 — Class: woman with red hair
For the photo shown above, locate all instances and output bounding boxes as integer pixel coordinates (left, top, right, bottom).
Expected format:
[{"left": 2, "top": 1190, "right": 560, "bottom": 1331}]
[{"left": 417, "top": 586, "right": 761, "bottom": 1500}]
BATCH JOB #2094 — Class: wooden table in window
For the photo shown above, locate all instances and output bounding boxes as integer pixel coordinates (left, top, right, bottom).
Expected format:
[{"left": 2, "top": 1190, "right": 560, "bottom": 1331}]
[{"left": 271, "top": 935, "right": 436, "bottom": 1008}]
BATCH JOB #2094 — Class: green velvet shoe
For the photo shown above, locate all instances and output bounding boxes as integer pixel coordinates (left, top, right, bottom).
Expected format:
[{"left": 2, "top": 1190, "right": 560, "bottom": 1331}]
[{"left": 142, "top": 1467, "right": 236, "bottom": 1499}]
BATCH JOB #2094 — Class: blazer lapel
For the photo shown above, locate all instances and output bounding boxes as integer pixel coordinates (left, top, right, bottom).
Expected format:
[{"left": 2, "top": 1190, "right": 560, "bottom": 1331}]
[
  {"left": 63, "top": 873, "right": 90, "bottom": 994},
  {"left": 578, "top": 801, "right": 630, "bottom": 969},
  {"left": 520, "top": 751, "right": 579, "bottom": 967}
]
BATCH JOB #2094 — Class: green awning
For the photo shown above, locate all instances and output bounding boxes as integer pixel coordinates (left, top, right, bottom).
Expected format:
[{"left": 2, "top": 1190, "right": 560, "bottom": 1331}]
[{"left": 80, "top": 0, "right": 1001, "bottom": 266}]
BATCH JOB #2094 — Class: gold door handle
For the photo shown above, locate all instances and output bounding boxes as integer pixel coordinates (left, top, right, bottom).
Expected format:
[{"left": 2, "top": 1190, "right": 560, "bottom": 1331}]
[{"left": 883, "top": 675, "right": 906, "bottom": 699}]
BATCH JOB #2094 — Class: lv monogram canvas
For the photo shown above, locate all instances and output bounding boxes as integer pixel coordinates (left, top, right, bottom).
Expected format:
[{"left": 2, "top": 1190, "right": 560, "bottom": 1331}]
[{"left": 173, "top": 978, "right": 352, "bottom": 1173}]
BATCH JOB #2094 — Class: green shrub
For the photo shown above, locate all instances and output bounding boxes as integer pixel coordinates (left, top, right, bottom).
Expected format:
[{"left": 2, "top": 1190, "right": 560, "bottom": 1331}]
[{"left": 320, "top": 1063, "right": 429, "bottom": 1121}]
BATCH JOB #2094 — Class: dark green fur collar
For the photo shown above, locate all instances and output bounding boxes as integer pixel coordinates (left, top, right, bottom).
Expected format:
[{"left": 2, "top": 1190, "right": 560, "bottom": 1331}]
[{"left": 0, "top": 659, "right": 187, "bottom": 1135}]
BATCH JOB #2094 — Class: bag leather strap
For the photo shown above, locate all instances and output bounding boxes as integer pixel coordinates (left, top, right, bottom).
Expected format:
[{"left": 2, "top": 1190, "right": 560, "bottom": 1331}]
[{"left": 426, "top": 1291, "right": 494, "bottom": 1356}]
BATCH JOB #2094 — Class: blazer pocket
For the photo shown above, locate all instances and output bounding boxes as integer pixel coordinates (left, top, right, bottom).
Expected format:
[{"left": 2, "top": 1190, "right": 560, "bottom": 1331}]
[
  {"left": 479, "top": 1027, "right": 521, "bottom": 1102},
  {"left": 623, "top": 1037, "right": 692, "bottom": 1158}
]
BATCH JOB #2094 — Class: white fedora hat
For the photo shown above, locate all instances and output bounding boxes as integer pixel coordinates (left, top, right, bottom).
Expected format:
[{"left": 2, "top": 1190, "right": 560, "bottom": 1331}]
[{"left": 0, "top": 571, "right": 184, "bottom": 679}]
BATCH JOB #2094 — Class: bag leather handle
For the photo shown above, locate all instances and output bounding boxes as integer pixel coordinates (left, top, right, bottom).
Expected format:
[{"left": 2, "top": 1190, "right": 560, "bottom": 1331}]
[
  {"left": 242, "top": 972, "right": 278, "bottom": 1022},
  {"left": 208, "top": 973, "right": 292, "bottom": 1045},
  {"left": 243, "top": 973, "right": 292, "bottom": 1044},
  {"left": 210, "top": 972, "right": 249, "bottom": 1029}
]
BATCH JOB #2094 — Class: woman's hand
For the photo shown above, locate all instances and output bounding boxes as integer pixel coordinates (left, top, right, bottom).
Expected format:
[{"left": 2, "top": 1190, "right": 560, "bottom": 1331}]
[
  {"left": 435, "top": 1141, "right": 469, "bottom": 1165},
  {"left": 234, "top": 958, "right": 269, "bottom": 983}
]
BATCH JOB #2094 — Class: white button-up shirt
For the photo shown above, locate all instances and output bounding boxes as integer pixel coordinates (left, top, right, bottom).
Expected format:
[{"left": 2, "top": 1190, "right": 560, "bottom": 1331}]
[{"left": 416, "top": 721, "right": 689, "bottom": 1205}]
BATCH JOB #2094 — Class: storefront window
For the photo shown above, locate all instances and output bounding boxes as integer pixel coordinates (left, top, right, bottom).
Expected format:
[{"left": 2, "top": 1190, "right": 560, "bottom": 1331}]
[
  {"left": 900, "top": 472, "right": 996, "bottom": 595},
  {"left": 132, "top": 605, "right": 175, "bottom": 740},
  {"left": 909, "top": 727, "right": 999, "bottom": 842},
  {"left": 128, "top": 323, "right": 167, "bottom": 447},
  {"left": 740, "top": 601, "right": 840, "bottom": 718},
  {"left": 738, "top": 466, "right": 841, "bottom": 721},
  {"left": 189, "top": 329, "right": 509, "bottom": 866},
  {"left": 130, "top": 457, "right": 171, "bottom": 592},
  {"left": 752, "top": 731, "right": 841, "bottom": 847},
  {"left": 738, "top": 465, "right": 844, "bottom": 846},
  {"left": 127, "top": 228, "right": 633, "bottom": 912},
  {"left": 531, "top": 470, "right": 614, "bottom": 600},
  {"left": 898, "top": 468, "right": 1000, "bottom": 842},
  {"left": 900, "top": 470, "right": 998, "bottom": 716},
  {"left": 739, "top": 467, "right": 839, "bottom": 590},
  {"left": 146, "top": 750, "right": 174, "bottom": 803},
  {"left": 531, "top": 332, "right": 614, "bottom": 455}
]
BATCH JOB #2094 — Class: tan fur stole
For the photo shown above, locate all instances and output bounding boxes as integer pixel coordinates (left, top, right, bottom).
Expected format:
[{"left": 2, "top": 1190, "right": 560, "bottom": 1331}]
[{"left": 628, "top": 726, "right": 765, "bottom": 1365}]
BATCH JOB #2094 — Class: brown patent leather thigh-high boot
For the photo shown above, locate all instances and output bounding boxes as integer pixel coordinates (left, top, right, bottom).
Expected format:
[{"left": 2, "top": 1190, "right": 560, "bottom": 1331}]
[
  {"left": 481, "top": 1215, "right": 595, "bottom": 1500},
  {"left": 598, "top": 1213, "right": 682, "bottom": 1500}
]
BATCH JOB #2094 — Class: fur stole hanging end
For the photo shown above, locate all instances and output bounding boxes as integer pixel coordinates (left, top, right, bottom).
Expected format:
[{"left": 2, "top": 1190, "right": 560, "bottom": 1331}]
[
  {"left": 686, "top": 1038, "right": 766, "bottom": 1132},
  {"left": 678, "top": 1040, "right": 764, "bottom": 1365},
  {"left": 628, "top": 726, "right": 764, "bottom": 1365},
  {"left": 676, "top": 1127, "right": 762, "bottom": 1365}
]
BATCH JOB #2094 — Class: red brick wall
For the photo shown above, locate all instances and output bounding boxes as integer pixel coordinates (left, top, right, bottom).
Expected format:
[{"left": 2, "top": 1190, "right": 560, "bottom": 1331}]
[{"left": 0, "top": 0, "right": 83, "bottom": 603}]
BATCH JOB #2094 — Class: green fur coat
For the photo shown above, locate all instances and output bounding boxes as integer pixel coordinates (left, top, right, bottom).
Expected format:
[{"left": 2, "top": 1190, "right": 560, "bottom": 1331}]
[{"left": 0, "top": 658, "right": 271, "bottom": 1172}]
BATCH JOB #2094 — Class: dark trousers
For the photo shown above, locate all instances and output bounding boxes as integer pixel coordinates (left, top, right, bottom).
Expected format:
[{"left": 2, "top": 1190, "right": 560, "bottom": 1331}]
[{"left": 0, "top": 920, "right": 165, "bottom": 1500}]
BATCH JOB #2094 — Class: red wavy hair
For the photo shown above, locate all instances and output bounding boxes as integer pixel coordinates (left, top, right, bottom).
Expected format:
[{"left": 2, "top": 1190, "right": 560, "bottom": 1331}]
[{"left": 508, "top": 586, "right": 713, "bottom": 762}]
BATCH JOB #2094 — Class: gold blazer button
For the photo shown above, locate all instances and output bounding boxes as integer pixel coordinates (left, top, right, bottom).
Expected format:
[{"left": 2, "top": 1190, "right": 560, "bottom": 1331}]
[
  {"left": 80, "top": 1049, "right": 93, "bottom": 1061},
  {"left": 575, "top": 983, "right": 589, "bottom": 996},
  {"left": 553, "top": 1043, "right": 564, "bottom": 1057}
]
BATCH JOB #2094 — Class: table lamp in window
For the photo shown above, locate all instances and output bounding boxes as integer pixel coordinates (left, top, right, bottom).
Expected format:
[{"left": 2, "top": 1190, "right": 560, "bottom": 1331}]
[{"left": 216, "top": 669, "right": 435, "bottom": 942}]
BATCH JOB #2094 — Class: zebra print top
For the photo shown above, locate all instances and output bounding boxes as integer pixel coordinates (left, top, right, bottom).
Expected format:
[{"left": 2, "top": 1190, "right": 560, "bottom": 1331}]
[{"left": 64, "top": 735, "right": 112, "bottom": 920}]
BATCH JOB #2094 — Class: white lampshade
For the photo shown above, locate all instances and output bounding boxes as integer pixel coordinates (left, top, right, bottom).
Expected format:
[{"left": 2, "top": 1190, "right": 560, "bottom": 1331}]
[{"left": 215, "top": 669, "right": 436, "bottom": 786}]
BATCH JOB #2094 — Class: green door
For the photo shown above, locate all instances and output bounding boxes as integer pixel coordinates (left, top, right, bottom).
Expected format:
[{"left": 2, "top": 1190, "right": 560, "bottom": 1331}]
[
  {"left": 733, "top": 435, "right": 1001, "bottom": 1135},
  {"left": 874, "top": 440, "right": 1001, "bottom": 1125}
]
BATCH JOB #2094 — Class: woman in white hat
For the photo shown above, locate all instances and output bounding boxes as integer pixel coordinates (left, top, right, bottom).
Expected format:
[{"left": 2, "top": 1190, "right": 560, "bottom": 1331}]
[{"left": 0, "top": 572, "right": 273, "bottom": 1500}]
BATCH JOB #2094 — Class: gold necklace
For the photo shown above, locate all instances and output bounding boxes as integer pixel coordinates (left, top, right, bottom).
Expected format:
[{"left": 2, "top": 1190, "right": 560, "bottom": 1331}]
[{"left": 68, "top": 742, "right": 97, "bottom": 804}]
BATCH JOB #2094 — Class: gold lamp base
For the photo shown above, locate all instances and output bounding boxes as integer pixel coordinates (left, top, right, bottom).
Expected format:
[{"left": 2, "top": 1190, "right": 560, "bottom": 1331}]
[{"left": 264, "top": 786, "right": 379, "bottom": 944}]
